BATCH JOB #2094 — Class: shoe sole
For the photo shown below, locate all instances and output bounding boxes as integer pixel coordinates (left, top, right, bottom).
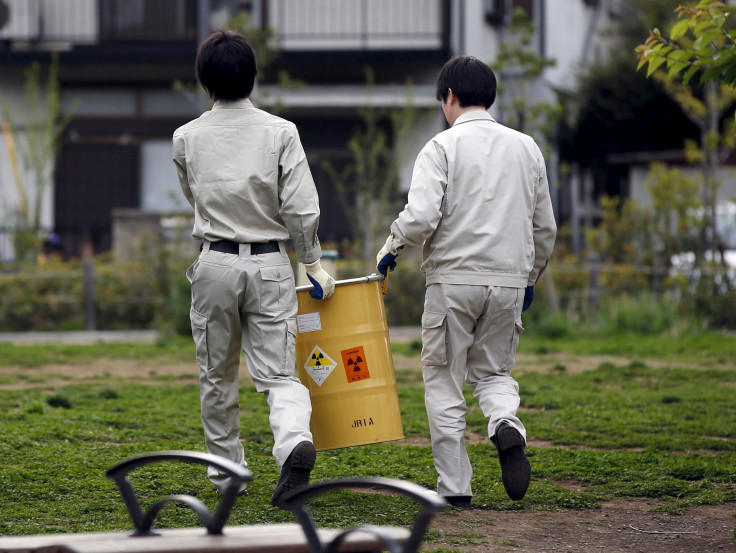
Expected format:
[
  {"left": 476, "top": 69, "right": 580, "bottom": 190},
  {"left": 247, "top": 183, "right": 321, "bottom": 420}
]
[
  {"left": 496, "top": 426, "right": 531, "bottom": 501},
  {"left": 271, "top": 442, "right": 316, "bottom": 508}
]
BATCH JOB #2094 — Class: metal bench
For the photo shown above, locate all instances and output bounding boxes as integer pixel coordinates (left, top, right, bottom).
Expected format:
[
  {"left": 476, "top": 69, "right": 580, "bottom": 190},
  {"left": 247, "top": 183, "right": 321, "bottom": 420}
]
[{"left": 0, "top": 451, "right": 446, "bottom": 553}]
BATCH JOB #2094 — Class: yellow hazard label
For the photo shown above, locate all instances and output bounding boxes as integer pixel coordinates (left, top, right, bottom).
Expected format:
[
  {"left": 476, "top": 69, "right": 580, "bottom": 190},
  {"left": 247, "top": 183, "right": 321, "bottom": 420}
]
[{"left": 303, "top": 345, "right": 337, "bottom": 387}]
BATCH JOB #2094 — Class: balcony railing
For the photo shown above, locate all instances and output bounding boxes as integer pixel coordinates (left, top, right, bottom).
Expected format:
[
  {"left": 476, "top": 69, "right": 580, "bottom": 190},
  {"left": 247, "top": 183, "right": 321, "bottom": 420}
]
[
  {"left": 0, "top": 0, "right": 196, "bottom": 45},
  {"left": 0, "top": 0, "right": 97, "bottom": 43},
  {"left": 99, "top": 0, "right": 196, "bottom": 42},
  {"left": 264, "top": 0, "right": 449, "bottom": 51}
]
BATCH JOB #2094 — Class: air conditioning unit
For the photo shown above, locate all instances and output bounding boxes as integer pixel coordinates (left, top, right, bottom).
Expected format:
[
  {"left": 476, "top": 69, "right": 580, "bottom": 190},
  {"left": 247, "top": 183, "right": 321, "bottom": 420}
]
[{"left": 0, "top": 0, "right": 40, "bottom": 40}]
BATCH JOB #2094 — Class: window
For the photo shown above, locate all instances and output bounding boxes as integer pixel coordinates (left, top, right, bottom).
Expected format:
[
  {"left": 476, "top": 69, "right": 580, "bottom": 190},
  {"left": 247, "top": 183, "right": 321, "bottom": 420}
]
[{"left": 485, "top": 0, "right": 534, "bottom": 26}]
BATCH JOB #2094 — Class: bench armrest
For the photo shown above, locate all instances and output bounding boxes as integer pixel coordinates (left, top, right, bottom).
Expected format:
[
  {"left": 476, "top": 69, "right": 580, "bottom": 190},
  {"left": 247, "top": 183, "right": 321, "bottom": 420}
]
[
  {"left": 106, "top": 451, "right": 253, "bottom": 536},
  {"left": 281, "top": 477, "right": 447, "bottom": 553}
]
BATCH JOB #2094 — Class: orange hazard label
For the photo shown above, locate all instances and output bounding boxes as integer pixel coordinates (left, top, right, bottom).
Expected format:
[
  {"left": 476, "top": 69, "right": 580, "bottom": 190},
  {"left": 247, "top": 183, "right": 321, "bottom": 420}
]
[{"left": 341, "top": 346, "right": 370, "bottom": 383}]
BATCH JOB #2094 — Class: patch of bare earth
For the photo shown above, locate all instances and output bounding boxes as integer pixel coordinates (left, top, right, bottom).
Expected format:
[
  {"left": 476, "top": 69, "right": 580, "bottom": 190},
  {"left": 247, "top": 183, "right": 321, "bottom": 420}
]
[
  {"left": 427, "top": 499, "right": 735, "bottom": 552},
  {"left": 1, "top": 356, "right": 734, "bottom": 552}
]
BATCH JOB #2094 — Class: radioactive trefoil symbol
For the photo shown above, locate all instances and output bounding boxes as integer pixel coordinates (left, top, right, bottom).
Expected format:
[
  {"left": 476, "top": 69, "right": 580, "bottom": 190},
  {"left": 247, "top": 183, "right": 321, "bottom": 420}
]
[
  {"left": 347, "top": 356, "right": 363, "bottom": 371},
  {"left": 303, "top": 345, "right": 337, "bottom": 386}
]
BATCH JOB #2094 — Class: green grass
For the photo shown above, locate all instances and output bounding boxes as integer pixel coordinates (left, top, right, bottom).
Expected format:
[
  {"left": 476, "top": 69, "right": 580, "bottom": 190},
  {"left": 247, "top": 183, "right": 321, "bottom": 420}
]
[
  {"left": 518, "top": 330, "right": 736, "bottom": 366},
  {"left": 0, "top": 333, "right": 734, "bottom": 538},
  {"left": 0, "top": 336, "right": 195, "bottom": 368}
]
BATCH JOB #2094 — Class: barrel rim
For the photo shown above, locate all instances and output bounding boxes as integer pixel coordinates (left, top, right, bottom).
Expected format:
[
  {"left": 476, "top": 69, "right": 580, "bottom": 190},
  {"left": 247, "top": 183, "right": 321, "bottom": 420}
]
[{"left": 295, "top": 273, "right": 385, "bottom": 293}]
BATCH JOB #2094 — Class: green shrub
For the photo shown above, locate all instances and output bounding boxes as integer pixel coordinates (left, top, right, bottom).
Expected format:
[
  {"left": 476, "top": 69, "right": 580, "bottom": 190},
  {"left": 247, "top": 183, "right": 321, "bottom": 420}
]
[
  {"left": 524, "top": 306, "right": 578, "bottom": 339},
  {"left": 0, "top": 254, "right": 734, "bottom": 334},
  {"left": 334, "top": 257, "right": 424, "bottom": 327},
  {"left": 0, "top": 263, "right": 85, "bottom": 331},
  {"left": 598, "top": 293, "right": 679, "bottom": 335},
  {"left": 382, "top": 262, "right": 425, "bottom": 326},
  {"left": 94, "top": 262, "right": 161, "bottom": 330},
  {"left": 689, "top": 270, "right": 736, "bottom": 329},
  {"left": 167, "top": 272, "right": 193, "bottom": 337}
]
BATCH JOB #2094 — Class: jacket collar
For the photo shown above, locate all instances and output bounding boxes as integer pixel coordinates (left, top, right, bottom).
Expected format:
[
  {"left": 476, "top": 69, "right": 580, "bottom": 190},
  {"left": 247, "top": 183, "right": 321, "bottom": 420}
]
[
  {"left": 212, "top": 98, "right": 254, "bottom": 110},
  {"left": 453, "top": 109, "right": 495, "bottom": 126}
]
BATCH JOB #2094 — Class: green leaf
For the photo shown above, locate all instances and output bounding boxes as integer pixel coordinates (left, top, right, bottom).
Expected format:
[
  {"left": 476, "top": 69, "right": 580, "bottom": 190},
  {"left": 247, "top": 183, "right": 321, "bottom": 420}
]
[
  {"left": 711, "top": 49, "right": 733, "bottom": 67},
  {"left": 667, "top": 61, "right": 690, "bottom": 77},
  {"left": 710, "top": 15, "right": 726, "bottom": 30},
  {"left": 669, "top": 49, "right": 696, "bottom": 62},
  {"left": 670, "top": 19, "right": 690, "bottom": 41},
  {"left": 694, "top": 29, "right": 723, "bottom": 48},
  {"left": 683, "top": 65, "right": 700, "bottom": 85},
  {"left": 694, "top": 21, "right": 714, "bottom": 34},
  {"left": 646, "top": 55, "right": 668, "bottom": 77},
  {"left": 721, "top": 64, "right": 736, "bottom": 84},
  {"left": 701, "top": 65, "right": 720, "bottom": 83}
]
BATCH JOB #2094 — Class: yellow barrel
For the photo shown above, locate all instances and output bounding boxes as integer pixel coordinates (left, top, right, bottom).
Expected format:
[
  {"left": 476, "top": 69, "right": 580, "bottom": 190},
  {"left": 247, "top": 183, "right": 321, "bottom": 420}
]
[{"left": 295, "top": 275, "right": 404, "bottom": 451}]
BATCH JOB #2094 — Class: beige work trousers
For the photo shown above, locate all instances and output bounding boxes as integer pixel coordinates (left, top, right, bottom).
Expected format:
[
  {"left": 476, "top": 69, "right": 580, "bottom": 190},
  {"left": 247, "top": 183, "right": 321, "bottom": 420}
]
[
  {"left": 421, "top": 283, "right": 525, "bottom": 498},
  {"left": 187, "top": 241, "right": 312, "bottom": 492}
]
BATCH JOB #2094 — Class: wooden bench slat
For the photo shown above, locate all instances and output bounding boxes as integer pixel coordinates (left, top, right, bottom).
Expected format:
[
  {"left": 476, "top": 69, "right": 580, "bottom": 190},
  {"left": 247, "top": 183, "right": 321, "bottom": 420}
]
[{"left": 0, "top": 523, "right": 410, "bottom": 553}]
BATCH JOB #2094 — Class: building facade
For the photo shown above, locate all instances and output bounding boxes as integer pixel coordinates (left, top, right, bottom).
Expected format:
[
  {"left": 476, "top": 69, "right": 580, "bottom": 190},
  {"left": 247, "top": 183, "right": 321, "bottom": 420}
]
[{"left": 0, "top": 0, "right": 623, "bottom": 261}]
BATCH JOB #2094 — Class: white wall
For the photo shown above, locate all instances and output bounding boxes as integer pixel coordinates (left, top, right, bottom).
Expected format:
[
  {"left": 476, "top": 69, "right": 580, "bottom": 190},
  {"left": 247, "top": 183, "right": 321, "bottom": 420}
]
[
  {"left": 0, "top": 67, "right": 55, "bottom": 232},
  {"left": 396, "top": 109, "right": 446, "bottom": 192},
  {"left": 453, "top": 0, "right": 501, "bottom": 60},
  {"left": 629, "top": 165, "right": 736, "bottom": 210},
  {"left": 140, "top": 140, "right": 188, "bottom": 213},
  {"left": 543, "top": 0, "right": 611, "bottom": 93}
]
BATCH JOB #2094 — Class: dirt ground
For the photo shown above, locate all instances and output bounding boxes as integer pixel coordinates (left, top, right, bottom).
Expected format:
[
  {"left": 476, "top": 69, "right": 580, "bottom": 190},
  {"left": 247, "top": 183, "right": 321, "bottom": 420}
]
[
  {"left": 428, "top": 499, "right": 735, "bottom": 552},
  {"left": 1, "top": 353, "right": 734, "bottom": 553}
]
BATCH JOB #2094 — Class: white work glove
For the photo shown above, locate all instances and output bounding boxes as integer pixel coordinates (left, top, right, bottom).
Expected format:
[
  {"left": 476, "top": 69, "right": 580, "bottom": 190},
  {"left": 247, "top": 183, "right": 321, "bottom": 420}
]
[
  {"left": 304, "top": 260, "right": 335, "bottom": 299},
  {"left": 376, "top": 235, "right": 401, "bottom": 276}
]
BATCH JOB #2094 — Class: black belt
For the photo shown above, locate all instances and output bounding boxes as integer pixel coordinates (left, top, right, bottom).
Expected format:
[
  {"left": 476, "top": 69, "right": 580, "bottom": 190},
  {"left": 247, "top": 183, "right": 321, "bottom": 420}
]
[{"left": 208, "top": 240, "right": 279, "bottom": 255}]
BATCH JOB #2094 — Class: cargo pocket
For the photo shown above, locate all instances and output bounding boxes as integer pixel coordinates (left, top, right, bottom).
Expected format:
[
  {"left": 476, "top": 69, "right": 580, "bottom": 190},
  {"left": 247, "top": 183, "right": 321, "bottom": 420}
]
[
  {"left": 190, "top": 308, "right": 209, "bottom": 370},
  {"left": 421, "top": 311, "right": 448, "bottom": 367},
  {"left": 258, "top": 265, "right": 295, "bottom": 312},
  {"left": 501, "top": 318, "right": 524, "bottom": 372}
]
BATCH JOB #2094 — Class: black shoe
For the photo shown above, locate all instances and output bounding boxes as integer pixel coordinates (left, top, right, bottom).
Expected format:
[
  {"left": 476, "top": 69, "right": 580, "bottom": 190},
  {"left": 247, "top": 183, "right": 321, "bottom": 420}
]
[
  {"left": 492, "top": 421, "right": 531, "bottom": 501},
  {"left": 445, "top": 495, "right": 472, "bottom": 509},
  {"left": 271, "top": 441, "right": 316, "bottom": 509}
]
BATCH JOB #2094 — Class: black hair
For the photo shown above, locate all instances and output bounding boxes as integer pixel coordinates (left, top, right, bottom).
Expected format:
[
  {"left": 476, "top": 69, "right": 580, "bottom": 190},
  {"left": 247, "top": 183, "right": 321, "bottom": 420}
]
[
  {"left": 435, "top": 56, "right": 497, "bottom": 109},
  {"left": 195, "top": 30, "right": 257, "bottom": 100}
]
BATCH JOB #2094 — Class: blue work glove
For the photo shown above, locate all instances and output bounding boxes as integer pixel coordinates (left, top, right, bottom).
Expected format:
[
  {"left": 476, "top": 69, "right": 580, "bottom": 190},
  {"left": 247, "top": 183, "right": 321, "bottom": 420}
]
[
  {"left": 304, "top": 260, "right": 335, "bottom": 300},
  {"left": 522, "top": 285, "right": 534, "bottom": 312},
  {"left": 376, "top": 235, "right": 400, "bottom": 276},
  {"left": 377, "top": 253, "right": 397, "bottom": 276}
]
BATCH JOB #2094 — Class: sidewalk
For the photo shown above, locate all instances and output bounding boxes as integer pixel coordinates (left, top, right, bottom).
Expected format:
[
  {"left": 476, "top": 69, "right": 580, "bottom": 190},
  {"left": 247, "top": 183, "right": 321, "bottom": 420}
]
[
  {"left": 0, "top": 328, "right": 422, "bottom": 345},
  {"left": 0, "top": 330, "right": 160, "bottom": 345}
]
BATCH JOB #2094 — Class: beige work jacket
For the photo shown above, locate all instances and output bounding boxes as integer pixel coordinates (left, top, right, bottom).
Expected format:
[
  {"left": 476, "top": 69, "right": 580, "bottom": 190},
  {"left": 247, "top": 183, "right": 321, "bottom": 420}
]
[
  {"left": 390, "top": 110, "right": 557, "bottom": 287},
  {"left": 173, "top": 99, "right": 322, "bottom": 264}
]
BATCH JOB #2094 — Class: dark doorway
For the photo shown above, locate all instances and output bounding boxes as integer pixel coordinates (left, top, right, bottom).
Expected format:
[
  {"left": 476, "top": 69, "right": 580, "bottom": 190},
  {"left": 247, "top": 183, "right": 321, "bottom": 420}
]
[{"left": 54, "top": 141, "right": 140, "bottom": 256}]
